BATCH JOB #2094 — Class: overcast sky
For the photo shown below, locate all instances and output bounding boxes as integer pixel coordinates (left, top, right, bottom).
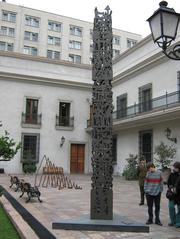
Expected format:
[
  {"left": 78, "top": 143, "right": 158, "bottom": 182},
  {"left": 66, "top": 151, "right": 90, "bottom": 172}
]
[{"left": 5, "top": 0, "right": 180, "bottom": 37}]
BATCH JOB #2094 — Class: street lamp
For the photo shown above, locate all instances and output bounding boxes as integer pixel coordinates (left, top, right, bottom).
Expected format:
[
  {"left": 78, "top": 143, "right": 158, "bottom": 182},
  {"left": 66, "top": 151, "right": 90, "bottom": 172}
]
[
  {"left": 147, "top": 1, "right": 180, "bottom": 60},
  {"left": 164, "top": 127, "right": 177, "bottom": 143},
  {"left": 60, "top": 136, "right": 65, "bottom": 147}
]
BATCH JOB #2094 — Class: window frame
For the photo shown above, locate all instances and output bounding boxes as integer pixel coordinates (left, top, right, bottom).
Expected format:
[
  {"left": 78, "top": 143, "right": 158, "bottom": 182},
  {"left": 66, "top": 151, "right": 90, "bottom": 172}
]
[
  {"left": 0, "top": 41, "right": 14, "bottom": 51},
  {"left": 48, "top": 20, "right": 61, "bottom": 32},
  {"left": 25, "top": 15, "right": 40, "bottom": 28},
  {"left": 2, "top": 10, "right": 16, "bottom": 22},
  {"left": 21, "top": 133, "right": 40, "bottom": 163},
  {"left": 47, "top": 50, "right": 60, "bottom": 60},
  {"left": 23, "top": 45, "right": 38, "bottom": 56},
  {"left": 69, "top": 54, "right": 81, "bottom": 63},
  {"left": 70, "top": 25, "right": 82, "bottom": 37}
]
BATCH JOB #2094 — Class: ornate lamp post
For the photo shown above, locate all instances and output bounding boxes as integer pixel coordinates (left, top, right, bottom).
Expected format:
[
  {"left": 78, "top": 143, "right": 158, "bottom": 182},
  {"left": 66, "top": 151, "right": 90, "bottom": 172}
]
[{"left": 147, "top": 1, "right": 180, "bottom": 60}]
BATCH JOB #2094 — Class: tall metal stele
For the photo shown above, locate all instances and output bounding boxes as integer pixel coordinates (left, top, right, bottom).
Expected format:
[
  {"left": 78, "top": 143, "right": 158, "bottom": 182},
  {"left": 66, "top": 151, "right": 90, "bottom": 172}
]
[{"left": 91, "top": 6, "right": 113, "bottom": 220}]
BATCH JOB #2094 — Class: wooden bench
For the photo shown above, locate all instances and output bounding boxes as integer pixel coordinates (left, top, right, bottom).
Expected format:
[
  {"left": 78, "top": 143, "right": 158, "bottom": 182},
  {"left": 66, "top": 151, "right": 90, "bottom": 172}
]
[{"left": 20, "top": 182, "right": 42, "bottom": 203}]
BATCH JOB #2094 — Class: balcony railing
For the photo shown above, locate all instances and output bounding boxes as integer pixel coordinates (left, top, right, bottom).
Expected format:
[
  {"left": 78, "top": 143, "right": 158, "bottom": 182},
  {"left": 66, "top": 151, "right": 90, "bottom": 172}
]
[
  {"left": 56, "top": 115, "right": 74, "bottom": 127},
  {"left": 22, "top": 112, "right": 42, "bottom": 125},
  {"left": 113, "top": 90, "right": 180, "bottom": 121}
]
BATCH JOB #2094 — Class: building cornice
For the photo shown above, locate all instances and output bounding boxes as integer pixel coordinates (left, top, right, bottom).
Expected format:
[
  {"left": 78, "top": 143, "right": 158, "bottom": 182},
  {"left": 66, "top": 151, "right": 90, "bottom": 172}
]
[
  {"left": 112, "top": 51, "right": 167, "bottom": 86},
  {"left": 0, "top": 51, "right": 92, "bottom": 70},
  {"left": 0, "top": 71, "right": 92, "bottom": 90},
  {"left": 113, "top": 35, "right": 152, "bottom": 64},
  {"left": 112, "top": 39, "right": 180, "bottom": 86}
]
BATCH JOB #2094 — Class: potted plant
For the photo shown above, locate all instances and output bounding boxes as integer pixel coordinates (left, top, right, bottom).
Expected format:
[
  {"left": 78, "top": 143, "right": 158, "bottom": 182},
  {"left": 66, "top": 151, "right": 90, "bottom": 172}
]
[{"left": 154, "top": 141, "right": 176, "bottom": 183}]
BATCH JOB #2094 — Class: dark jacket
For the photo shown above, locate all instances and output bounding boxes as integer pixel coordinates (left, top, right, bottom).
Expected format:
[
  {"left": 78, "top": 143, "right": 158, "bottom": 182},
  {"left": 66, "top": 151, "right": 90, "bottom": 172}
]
[{"left": 167, "top": 172, "right": 180, "bottom": 205}]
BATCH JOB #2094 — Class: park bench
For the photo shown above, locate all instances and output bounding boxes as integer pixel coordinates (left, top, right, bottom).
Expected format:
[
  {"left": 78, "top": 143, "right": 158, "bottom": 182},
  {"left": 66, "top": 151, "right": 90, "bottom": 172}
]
[
  {"left": 9, "top": 176, "right": 24, "bottom": 192},
  {"left": 20, "top": 182, "right": 42, "bottom": 203}
]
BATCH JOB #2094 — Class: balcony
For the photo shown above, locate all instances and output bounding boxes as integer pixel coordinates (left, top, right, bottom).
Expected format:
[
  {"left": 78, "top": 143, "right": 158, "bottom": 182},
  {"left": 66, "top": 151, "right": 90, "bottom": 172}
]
[
  {"left": 21, "top": 112, "right": 42, "bottom": 128},
  {"left": 55, "top": 115, "right": 74, "bottom": 131},
  {"left": 113, "top": 90, "right": 180, "bottom": 130}
]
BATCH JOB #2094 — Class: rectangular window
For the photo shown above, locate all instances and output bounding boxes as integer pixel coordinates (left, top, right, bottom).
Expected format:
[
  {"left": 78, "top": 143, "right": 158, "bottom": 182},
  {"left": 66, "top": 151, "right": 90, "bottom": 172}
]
[
  {"left": 24, "top": 31, "right": 38, "bottom": 41},
  {"left": 48, "top": 21, "right": 61, "bottom": 32},
  {"left": 117, "top": 93, "right": 127, "bottom": 118},
  {"left": 59, "top": 102, "right": 70, "bottom": 126},
  {"left": 21, "top": 133, "right": 40, "bottom": 162},
  {"left": 25, "top": 15, "right": 39, "bottom": 27},
  {"left": 0, "top": 26, "right": 15, "bottom": 37},
  {"left": 69, "top": 54, "right": 81, "bottom": 63},
  {"left": 2, "top": 11, "right": 16, "bottom": 22},
  {"left": 25, "top": 98, "right": 38, "bottom": 124},
  {"left": 48, "top": 35, "right": 61, "bottom": 45},
  {"left": 0, "top": 41, "right": 6, "bottom": 51},
  {"left": 113, "top": 49, "right": 120, "bottom": 58},
  {"left": 113, "top": 35, "right": 120, "bottom": 45},
  {"left": 70, "top": 25, "right": 82, "bottom": 37},
  {"left": 139, "top": 84, "right": 152, "bottom": 113},
  {"left": 23, "top": 46, "right": 37, "bottom": 56},
  {"left": 139, "top": 130, "right": 153, "bottom": 162},
  {"left": 69, "top": 40, "right": 81, "bottom": 50},
  {"left": 127, "top": 38, "right": 137, "bottom": 48},
  {"left": 47, "top": 50, "right": 60, "bottom": 60},
  {"left": 0, "top": 41, "right": 13, "bottom": 51}
]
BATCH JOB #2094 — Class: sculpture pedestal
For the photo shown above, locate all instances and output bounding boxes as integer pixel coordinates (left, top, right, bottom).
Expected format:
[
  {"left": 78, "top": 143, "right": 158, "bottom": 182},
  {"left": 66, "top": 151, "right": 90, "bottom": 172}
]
[{"left": 52, "top": 214, "right": 149, "bottom": 233}]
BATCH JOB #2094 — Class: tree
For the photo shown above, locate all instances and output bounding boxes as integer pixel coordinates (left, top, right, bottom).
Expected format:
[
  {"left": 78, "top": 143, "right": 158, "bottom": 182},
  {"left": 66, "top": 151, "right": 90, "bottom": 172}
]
[
  {"left": 0, "top": 131, "right": 21, "bottom": 161},
  {"left": 154, "top": 141, "right": 176, "bottom": 170},
  {"left": 122, "top": 154, "right": 139, "bottom": 180}
]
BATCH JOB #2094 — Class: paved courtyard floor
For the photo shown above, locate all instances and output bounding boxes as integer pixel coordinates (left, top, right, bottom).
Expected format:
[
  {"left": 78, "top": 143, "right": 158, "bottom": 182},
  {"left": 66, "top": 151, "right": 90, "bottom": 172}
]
[{"left": 0, "top": 174, "right": 180, "bottom": 239}]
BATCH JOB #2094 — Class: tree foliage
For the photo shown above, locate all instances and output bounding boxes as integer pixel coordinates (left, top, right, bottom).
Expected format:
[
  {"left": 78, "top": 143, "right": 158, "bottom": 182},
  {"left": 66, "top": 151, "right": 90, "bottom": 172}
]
[
  {"left": 0, "top": 131, "right": 21, "bottom": 161},
  {"left": 122, "top": 154, "right": 138, "bottom": 180},
  {"left": 154, "top": 141, "right": 176, "bottom": 170}
]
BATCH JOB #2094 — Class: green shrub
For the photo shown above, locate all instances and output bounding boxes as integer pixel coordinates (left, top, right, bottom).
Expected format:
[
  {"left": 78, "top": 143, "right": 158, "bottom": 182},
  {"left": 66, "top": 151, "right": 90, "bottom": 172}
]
[
  {"left": 22, "top": 162, "right": 37, "bottom": 174},
  {"left": 122, "top": 154, "right": 138, "bottom": 180},
  {"left": 0, "top": 131, "right": 21, "bottom": 161},
  {"left": 154, "top": 142, "right": 176, "bottom": 170}
]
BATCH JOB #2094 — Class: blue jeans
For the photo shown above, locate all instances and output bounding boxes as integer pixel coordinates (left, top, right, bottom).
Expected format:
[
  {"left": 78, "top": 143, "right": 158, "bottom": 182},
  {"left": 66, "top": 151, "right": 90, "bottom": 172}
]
[{"left": 168, "top": 200, "right": 180, "bottom": 227}]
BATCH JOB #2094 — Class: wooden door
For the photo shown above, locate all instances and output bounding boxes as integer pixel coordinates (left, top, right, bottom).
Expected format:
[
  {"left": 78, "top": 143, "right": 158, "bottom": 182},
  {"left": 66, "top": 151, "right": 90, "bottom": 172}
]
[{"left": 70, "top": 144, "right": 85, "bottom": 173}]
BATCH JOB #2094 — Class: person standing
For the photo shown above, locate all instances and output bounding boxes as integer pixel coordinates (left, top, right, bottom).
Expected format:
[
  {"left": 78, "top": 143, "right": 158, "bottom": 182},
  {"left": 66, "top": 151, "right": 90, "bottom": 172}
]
[
  {"left": 137, "top": 157, "right": 147, "bottom": 205},
  {"left": 144, "top": 162, "right": 163, "bottom": 225},
  {"left": 167, "top": 161, "right": 180, "bottom": 228}
]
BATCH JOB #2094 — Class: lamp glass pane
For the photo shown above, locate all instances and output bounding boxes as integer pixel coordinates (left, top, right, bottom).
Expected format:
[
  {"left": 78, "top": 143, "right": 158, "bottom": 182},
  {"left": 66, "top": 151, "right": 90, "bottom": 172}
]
[
  {"left": 149, "top": 13, "right": 162, "bottom": 42},
  {"left": 162, "top": 12, "right": 179, "bottom": 40}
]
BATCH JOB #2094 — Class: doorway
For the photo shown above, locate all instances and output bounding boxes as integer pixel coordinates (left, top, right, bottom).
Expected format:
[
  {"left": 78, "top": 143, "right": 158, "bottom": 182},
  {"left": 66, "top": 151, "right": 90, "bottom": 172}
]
[{"left": 70, "top": 144, "right": 85, "bottom": 173}]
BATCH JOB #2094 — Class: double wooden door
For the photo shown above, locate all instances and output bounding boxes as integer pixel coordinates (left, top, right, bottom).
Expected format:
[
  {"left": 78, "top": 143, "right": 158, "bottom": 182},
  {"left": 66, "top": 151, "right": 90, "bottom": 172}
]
[{"left": 70, "top": 144, "right": 85, "bottom": 173}]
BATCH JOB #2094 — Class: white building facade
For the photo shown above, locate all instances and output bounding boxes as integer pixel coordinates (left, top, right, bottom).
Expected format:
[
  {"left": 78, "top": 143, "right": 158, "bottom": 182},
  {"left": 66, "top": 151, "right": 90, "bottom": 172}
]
[
  {"left": 0, "top": 2, "right": 180, "bottom": 175},
  {"left": 0, "top": 1, "right": 141, "bottom": 64}
]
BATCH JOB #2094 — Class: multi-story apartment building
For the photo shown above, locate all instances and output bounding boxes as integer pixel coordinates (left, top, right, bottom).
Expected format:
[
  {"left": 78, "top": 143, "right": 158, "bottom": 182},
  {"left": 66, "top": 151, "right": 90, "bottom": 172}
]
[
  {"left": 0, "top": 1, "right": 142, "bottom": 64},
  {"left": 0, "top": 1, "right": 180, "bottom": 175}
]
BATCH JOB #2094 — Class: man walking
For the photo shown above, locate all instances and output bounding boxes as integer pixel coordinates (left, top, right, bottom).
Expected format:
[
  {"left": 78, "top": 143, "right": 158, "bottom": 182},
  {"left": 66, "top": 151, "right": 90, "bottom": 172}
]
[
  {"left": 144, "top": 162, "right": 163, "bottom": 226},
  {"left": 137, "top": 156, "right": 147, "bottom": 205}
]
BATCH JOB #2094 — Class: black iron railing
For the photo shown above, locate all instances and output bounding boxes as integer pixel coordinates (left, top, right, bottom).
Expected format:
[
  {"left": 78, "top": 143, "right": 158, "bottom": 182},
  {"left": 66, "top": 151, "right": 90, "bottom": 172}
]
[
  {"left": 113, "top": 90, "right": 180, "bottom": 121},
  {"left": 22, "top": 112, "right": 42, "bottom": 125},
  {"left": 56, "top": 115, "right": 74, "bottom": 127}
]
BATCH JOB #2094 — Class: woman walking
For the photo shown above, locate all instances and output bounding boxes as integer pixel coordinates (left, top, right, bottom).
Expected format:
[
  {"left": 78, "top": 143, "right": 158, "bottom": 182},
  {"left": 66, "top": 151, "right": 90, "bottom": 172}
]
[{"left": 167, "top": 161, "right": 180, "bottom": 228}]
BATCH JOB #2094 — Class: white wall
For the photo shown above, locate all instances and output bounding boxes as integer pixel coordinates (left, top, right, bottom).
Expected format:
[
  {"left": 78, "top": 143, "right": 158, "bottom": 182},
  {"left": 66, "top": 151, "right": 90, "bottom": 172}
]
[{"left": 0, "top": 77, "right": 91, "bottom": 174}]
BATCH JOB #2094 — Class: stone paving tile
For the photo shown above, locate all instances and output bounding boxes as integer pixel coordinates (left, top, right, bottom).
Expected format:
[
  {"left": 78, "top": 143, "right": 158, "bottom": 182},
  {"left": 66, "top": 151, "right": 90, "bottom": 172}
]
[{"left": 0, "top": 174, "right": 180, "bottom": 239}]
